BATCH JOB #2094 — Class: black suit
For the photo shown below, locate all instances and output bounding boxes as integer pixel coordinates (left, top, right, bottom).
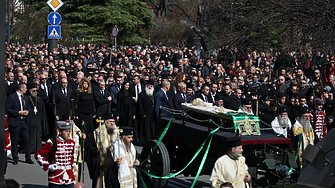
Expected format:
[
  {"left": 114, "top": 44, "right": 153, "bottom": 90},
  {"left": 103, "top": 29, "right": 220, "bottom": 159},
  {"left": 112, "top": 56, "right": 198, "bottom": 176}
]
[
  {"left": 53, "top": 86, "right": 74, "bottom": 120},
  {"left": 174, "top": 92, "right": 191, "bottom": 111},
  {"left": 197, "top": 93, "right": 213, "bottom": 103},
  {"left": 6, "top": 92, "right": 32, "bottom": 160},
  {"left": 93, "top": 89, "right": 111, "bottom": 118}
]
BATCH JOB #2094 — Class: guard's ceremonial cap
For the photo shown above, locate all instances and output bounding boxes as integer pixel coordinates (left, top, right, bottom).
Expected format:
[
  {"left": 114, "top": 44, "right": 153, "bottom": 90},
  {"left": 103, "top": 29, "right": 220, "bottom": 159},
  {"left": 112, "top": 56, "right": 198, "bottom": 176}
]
[
  {"left": 57, "top": 121, "right": 73, "bottom": 130},
  {"left": 120, "top": 126, "right": 134, "bottom": 136},
  {"left": 227, "top": 137, "right": 242, "bottom": 148},
  {"left": 315, "top": 100, "right": 322, "bottom": 105}
]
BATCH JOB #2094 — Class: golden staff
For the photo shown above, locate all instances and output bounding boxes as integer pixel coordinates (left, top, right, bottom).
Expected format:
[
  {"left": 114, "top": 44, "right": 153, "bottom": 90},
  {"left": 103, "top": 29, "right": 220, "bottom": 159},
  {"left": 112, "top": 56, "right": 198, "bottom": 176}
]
[{"left": 96, "top": 117, "right": 105, "bottom": 188}]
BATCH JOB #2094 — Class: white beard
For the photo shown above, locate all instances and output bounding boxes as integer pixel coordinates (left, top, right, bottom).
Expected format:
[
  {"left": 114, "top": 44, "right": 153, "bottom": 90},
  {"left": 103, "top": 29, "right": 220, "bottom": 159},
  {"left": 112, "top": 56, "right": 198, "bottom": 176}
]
[
  {"left": 145, "top": 87, "right": 154, "bottom": 96},
  {"left": 300, "top": 118, "right": 311, "bottom": 133},
  {"left": 278, "top": 116, "right": 289, "bottom": 128},
  {"left": 232, "top": 149, "right": 243, "bottom": 158}
]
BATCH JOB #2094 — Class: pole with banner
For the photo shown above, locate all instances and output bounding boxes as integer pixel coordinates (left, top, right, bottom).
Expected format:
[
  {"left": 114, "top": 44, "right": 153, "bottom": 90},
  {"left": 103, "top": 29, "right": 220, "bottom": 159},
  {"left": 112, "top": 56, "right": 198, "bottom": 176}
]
[{"left": 112, "top": 25, "right": 118, "bottom": 52}]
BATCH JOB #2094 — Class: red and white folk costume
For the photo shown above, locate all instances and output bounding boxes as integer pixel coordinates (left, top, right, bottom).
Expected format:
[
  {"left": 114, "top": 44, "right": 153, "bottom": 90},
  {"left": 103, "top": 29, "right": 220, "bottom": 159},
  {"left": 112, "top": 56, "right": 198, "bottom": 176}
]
[
  {"left": 35, "top": 136, "right": 75, "bottom": 185},
  {"left": 4, "top": 115, "right": 12, "bottom": 155},
  {"left": 310, "top": 110, "right": 327, "bottom": 139}
]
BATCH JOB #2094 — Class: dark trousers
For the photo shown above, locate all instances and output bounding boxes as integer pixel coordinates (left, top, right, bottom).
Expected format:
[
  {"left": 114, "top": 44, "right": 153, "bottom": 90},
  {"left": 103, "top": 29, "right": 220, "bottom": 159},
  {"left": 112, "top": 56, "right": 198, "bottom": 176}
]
[
  {"left": 9, "top": 120, "right": 31, "bottom": 160},
  {"left": 49, "top": 183, "right": 74, "bottom": 188},
  {"left": 4, "top": 152, "right": 7, "bottom": 175}
]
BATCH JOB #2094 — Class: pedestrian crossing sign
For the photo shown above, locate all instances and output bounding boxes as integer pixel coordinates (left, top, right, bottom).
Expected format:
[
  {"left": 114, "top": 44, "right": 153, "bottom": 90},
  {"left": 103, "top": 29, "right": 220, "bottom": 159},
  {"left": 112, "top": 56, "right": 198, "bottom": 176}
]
[{"left": 48, "top": 25, "right": 61, "bottom": 39}]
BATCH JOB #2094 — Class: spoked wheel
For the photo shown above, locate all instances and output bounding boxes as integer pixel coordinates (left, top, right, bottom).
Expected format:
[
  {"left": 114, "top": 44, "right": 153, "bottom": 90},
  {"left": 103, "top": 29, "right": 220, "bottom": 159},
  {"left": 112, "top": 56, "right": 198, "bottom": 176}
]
[{"left": 140, "top": 140, "right": 170, "bottom": 188}]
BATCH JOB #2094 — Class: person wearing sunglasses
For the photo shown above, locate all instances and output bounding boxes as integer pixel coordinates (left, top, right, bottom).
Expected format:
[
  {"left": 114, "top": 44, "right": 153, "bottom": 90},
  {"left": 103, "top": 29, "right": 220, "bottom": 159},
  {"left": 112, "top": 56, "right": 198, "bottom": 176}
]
[{"left": 238, "top": 98, "right": 254, "bottom": 115}]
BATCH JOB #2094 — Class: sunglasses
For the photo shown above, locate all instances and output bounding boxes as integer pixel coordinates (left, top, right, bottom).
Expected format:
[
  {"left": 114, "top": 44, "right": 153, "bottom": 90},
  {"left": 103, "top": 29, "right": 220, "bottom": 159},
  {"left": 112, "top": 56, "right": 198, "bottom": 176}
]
[{"left": 31, "top": 90, "right": 37, "bottom": 92}]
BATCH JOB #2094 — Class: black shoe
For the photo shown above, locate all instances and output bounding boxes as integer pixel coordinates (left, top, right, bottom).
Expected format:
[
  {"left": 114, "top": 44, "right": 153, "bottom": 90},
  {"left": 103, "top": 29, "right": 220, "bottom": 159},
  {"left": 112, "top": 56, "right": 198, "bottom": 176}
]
[
  {"left": 25, "top": 159, "right": 34, "bottom": 164},
  {"left": 13, "top": 159, "right": 18, "bottom": 165}
]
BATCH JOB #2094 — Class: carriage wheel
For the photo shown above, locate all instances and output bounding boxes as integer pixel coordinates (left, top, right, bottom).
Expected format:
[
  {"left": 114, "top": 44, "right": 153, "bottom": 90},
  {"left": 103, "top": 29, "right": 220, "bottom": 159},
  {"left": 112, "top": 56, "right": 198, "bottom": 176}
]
[{"left": 140, "top": 140, "right": 170, "bottom": 188}]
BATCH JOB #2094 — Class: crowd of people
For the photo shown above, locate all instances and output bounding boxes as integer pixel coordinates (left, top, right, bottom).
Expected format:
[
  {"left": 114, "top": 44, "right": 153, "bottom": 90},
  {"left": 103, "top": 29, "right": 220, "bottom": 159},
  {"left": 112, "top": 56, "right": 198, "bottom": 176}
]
[{"left": 4, "top": 41, "right": 335, "bottom": 187}]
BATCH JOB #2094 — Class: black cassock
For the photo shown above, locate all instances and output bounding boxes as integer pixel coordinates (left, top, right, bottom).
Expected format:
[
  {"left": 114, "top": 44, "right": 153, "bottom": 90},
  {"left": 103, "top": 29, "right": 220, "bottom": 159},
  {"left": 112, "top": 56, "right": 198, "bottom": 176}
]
[
  {"left": 137, "top": 91, "right": 156, "bottom": 144},
  {"left": 85, "top": 136, "right": 120, "bottom": 188},
  {"left": 27, "top": 94, "right": 49, "bottom": 153}
]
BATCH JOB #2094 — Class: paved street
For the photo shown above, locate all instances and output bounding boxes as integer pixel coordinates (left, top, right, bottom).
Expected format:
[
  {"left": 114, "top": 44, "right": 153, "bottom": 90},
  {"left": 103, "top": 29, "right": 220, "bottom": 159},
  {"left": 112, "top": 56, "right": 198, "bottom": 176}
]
[{"left": 6, "top": 146, "right": 211, "bottom": 188}]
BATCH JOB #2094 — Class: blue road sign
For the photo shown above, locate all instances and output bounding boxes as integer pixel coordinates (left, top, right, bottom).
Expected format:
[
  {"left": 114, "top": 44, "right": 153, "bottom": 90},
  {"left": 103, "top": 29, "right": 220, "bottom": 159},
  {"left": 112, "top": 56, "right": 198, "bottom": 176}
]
[
  {"left": 48, "top": 25, "right": 61, "bottom": 39},
  {"left": 48, "top": 12, "right": 62, "bottom": 25}
]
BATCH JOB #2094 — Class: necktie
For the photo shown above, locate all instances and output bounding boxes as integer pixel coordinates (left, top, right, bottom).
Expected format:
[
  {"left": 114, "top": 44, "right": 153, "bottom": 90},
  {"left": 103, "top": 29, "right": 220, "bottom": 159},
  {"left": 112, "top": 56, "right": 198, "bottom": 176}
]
[
  {"left": 183, "top": 93, "right": 186, "bottom": 102},
  {"left": 137, "top": 85, "right": 140, "bottom": 96},
  {"left": 101, "top": 90, "right": 104, "bottom": 96},
  {"left": 204, "top": 96, "right": 208, "bottom": 103},
  {"left": 165, "top": 93, "right": 169, "bottom": 101},
  {"left": 21, "top": 95, "right": 25, "bottom": 110},
  {"left": 63, "top": 88, "right": 67, "bottom": 99},
  {"left": 44, "top": 84, "right": 49, "bottom": 102}
]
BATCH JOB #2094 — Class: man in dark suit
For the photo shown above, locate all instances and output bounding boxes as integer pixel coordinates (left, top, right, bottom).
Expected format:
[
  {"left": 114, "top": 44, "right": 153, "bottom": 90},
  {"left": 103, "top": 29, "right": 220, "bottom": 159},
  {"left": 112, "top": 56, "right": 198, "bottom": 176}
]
[
  {"left": 5, "top": 83, "right": 34, "bottom": 165},
  {"left": 94, "top": 80, "right": 112, "bottom": 118},
  {"left": 110, "top": 76, "right": 123, "bottom": 114},
  {"left": 197, "top": 85, "right": 213, "bottom": 103},
  {"left": 154, "top": 81, "right": 171, "bottom": 121},
  {"left": 174, "top": 82, "right": 191, "bottom": 111},
  {"left": 53, "top": 78, "right": 74, "bottom": 121}
]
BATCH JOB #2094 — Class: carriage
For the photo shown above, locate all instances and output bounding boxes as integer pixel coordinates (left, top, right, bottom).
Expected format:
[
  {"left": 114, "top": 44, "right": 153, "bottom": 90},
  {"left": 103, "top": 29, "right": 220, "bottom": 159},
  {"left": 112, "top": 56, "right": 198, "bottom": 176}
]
[{"left": 139, "top": 102, "right": 299, "bottom": 188}]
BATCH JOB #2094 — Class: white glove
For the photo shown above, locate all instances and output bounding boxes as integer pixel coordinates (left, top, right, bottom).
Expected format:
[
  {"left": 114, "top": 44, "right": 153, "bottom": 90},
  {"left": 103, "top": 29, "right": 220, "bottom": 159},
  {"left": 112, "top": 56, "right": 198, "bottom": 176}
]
[{"left": 48, "top": 164, "right": 58, "bottom": 172}]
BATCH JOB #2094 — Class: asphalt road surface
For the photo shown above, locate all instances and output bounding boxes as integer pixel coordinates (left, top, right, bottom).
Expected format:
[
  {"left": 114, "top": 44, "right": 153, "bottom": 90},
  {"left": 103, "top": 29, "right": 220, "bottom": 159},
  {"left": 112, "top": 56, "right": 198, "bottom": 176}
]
[{"left": 6, "top": 146, "right": 211, "bottom": 188}]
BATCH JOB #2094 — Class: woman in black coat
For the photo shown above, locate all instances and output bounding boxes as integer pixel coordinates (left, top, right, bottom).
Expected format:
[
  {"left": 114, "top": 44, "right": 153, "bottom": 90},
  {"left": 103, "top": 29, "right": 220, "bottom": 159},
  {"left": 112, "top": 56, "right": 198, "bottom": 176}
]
[
  {"left": 74, "top": 77, "right": 96, "bottom": 135},
  {"left": 116, "top": 81, "right": 135, "bottom": 127}
]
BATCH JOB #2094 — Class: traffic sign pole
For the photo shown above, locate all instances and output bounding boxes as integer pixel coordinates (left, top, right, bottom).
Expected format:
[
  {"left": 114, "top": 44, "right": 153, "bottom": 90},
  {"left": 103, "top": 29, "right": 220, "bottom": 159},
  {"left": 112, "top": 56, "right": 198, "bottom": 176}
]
[
  {"left": 46, "top": 0, "right": 63, "bottom": 54},
  {"left": 112, "top": 25, "right": 118, "bottom": 52}
]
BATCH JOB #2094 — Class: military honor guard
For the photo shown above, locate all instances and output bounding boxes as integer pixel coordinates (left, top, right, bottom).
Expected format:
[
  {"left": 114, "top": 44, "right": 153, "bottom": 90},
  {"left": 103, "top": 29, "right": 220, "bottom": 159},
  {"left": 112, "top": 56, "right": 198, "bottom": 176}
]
[
  {"left": 210, "top": 137, "right": 251, "bottom": 188},
  {"left": 310, "top": 100, "right": 327, "bottom": 139},
  {"left": 35, "top": 121, "right": 76, "bottom": 188}
]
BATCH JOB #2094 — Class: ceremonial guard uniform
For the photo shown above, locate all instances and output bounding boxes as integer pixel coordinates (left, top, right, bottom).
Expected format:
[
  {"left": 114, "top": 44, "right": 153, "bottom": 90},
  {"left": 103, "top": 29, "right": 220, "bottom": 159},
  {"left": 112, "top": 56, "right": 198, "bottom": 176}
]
[
  {"left": 310, "top": 109, "right": 327, "bottom": 139},
  {"left": 35, "top": 121, "right": 75, "bottom": 188},
  {"left": 4, "top": 115, "right": 12, "bottom": 175}
]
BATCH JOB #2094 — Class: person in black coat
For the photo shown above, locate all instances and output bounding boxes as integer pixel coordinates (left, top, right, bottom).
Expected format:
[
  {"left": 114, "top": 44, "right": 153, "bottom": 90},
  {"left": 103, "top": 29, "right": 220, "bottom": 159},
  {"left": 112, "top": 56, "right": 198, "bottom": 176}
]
[
  {"left": 53, "top": 78, "right": 75, "bottom": 121},
  {"left": 5, "top": 83, "right": 33, "bottom": 165},
  {"left": 74, "top": 78, "right": 96, "bottom": 135},
  {"left": 137, "top": 80, "right": 156, "bottom": 144},
  {"left": 259, "top": 101, "right": 278, "bottom": 128},
  {"left": 196, "top": 85, "right": 213, "bottom": 103},
  {"left": 94, "top": 80, "right": 112, "bottom": 118},
  {"left": 227, "top": 88, "right": 243, "bottom": 111},
  {"left": 116, "top": 81, "right": 135, "bottom": 127}
]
